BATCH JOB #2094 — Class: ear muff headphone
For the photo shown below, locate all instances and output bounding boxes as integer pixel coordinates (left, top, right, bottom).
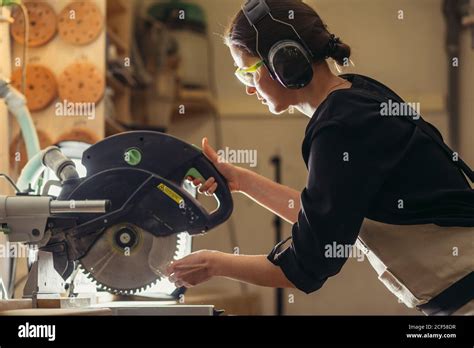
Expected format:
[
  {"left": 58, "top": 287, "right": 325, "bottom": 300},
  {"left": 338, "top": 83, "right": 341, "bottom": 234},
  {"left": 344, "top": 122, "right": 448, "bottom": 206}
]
[{"left": 242, "top": 0, "right": 314, "bottom": 89}]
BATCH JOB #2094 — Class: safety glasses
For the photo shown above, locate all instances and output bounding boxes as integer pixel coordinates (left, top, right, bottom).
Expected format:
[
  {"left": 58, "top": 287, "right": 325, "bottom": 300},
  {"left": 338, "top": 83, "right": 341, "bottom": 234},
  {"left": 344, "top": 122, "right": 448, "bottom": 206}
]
[{"left": 234, "top": 60, "right": 264, "bottom": 87}]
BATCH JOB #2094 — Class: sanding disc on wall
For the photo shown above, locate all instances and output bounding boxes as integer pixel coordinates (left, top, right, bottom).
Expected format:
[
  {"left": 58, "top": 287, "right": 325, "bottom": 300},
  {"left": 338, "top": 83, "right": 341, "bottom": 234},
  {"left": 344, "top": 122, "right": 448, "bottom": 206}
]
[
  {"left": 56, "top": 127, "right": 100, "bottom": 145},
  {"left": 57, "top": 1, "right": 103, "bottom": 45},
  {"left": 10, "top": 129, "right": 53, "bottom": 172},
  {"left": 58, "top": 62, "right": 104, "bottom": 104},
  {"left": 10, "top": 64, "right": 58, "bottom": 112},
  {"left": 11, "top": 1, "right": 57, "bottom": 47}
]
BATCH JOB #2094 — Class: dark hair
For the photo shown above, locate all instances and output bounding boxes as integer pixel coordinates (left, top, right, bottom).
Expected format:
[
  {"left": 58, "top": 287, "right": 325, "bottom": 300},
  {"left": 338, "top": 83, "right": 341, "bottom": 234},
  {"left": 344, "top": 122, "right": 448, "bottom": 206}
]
[{"left": 225, "top": 0, "right": 351, "bottom": 66}]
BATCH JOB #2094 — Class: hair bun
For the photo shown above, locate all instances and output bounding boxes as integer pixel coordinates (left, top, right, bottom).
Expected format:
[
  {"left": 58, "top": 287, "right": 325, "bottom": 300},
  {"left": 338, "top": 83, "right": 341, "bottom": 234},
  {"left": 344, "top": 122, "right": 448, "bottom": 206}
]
[
  {"left": 326, "top": 34, "right": 341, "bottom": 58},
  {"left": 327, "top": 34, "right": 351, "bottom": 66}
]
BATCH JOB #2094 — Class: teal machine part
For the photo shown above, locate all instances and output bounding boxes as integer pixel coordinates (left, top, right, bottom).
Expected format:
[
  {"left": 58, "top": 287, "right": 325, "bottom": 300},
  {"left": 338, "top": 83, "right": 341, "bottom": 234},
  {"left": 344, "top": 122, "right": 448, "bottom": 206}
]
[{"left": 0, "top": 80, "right": 42, "bottom": 191}]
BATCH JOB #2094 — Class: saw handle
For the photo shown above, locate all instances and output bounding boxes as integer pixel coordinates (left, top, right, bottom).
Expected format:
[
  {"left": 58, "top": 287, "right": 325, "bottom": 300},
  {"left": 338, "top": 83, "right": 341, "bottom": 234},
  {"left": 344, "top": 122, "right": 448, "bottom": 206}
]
[{"left": 192, "top": 155, "right": 234, "bottom": 230}]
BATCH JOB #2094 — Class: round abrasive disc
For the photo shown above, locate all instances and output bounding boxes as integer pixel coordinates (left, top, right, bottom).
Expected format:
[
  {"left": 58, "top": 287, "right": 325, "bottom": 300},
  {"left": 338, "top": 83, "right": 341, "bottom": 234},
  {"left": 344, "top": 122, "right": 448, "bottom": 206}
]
[
  {"left": 57, "top": 1, "right": 103, "bottom": 45},
  {"left": 10, "top": 64, "right": 58, "bottom": 112},
  {"left": 11, "top": 1, "right": 57, "bottom": 47},
  {"left": 56, "top": 127, "right": 100, "bottom": 145},
  {"left": 58, "top": 62, "right": 104, "bottom": 104}
]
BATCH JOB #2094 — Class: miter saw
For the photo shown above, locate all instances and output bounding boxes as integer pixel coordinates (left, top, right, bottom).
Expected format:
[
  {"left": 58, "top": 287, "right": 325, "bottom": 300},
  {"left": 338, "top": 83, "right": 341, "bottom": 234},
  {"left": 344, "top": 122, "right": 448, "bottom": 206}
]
[{"left": 1, "top": 131, "right": 233, "bottom": 299}]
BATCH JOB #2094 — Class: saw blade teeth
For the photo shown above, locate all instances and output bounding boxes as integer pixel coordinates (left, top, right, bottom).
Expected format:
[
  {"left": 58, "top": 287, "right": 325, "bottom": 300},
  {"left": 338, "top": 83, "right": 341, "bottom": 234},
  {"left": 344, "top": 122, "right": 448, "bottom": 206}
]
[{"left": 78, "top": 226, "right": 182, "bottom": 295}]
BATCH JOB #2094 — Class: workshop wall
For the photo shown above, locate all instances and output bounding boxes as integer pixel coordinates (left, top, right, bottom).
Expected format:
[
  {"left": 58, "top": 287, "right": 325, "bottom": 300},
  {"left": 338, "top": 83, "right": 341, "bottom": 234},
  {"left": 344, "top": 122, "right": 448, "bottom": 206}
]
[
  {"left": 0, "top": 5, "right": 12, "bottom": 295},
  {"left": 168, "top": 0, "right": 460, "bottom": 315}
]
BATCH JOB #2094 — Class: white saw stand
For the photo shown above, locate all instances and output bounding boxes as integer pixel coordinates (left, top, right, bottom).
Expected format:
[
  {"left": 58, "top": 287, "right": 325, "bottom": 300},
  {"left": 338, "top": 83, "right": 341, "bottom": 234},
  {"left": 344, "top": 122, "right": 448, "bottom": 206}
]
[
  {"left": 21, "top": 250, "right": 217, "bottom": 315},
  {"left": 18, "top": 185, "right": 217, "bottom": 315}
]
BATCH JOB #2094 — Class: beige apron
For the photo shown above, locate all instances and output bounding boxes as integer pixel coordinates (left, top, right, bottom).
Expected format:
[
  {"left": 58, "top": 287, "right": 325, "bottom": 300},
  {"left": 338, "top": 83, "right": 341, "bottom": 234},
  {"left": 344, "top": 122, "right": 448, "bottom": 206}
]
[
  {"left": 339, "top": 86, "right": 474, "bottom": 314},
  {"left": 355, "top": 218, "right": 474, "bottom": 314}
]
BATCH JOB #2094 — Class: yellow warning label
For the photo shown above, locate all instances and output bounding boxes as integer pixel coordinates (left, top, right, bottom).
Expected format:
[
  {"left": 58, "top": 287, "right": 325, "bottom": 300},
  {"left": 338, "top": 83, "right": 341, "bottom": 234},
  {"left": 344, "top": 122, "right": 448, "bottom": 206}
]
[{"left": 157, "top": 183, "right": 184, "bottom": 205}]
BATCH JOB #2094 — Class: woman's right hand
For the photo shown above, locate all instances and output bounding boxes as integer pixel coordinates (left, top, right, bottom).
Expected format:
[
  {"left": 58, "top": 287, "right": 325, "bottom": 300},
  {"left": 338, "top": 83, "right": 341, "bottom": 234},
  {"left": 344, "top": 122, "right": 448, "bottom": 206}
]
[{"left": 187, "top": 137, "right": 243, "bottom": 195}]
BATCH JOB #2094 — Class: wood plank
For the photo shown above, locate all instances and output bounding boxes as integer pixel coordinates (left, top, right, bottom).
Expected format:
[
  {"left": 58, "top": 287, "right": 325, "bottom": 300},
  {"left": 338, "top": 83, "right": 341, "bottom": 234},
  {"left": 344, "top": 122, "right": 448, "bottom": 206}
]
[
  {"left": 0, "top": 308, "right": 111, "bottom": 316},
  {"left": 36, "top": 297, "right": 92, "bottom": 309},
  {"left": 0, "top": 299, "right": 32, "bottom": 312},
  {"left": 0, "top": 6, "right": 13, "bottom": 291}
]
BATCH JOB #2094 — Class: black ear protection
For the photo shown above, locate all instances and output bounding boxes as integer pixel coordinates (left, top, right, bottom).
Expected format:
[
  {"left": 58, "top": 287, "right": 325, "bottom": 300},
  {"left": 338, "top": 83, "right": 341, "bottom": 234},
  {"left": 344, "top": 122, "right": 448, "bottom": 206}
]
[{"left": 242, "top": 0, "right": 314, "bottom": 89}]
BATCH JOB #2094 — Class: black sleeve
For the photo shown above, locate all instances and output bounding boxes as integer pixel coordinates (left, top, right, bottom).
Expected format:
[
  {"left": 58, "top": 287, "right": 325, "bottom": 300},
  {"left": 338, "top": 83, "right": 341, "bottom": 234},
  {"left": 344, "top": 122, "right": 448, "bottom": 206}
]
[{"left": 267, "top": 123, "right": 386, "bottom": 294}]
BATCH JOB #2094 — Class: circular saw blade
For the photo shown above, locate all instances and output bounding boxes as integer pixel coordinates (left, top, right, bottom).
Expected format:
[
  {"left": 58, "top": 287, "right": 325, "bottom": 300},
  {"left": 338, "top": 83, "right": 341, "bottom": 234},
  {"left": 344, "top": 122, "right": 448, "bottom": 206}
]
[{"left": 79, "top": 223, "right": 180, "bottom": 294}]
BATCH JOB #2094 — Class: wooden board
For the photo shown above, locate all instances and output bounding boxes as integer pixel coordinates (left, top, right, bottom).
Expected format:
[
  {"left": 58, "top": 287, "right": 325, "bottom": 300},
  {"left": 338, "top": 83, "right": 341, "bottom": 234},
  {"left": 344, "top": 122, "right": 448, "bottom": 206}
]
[
  {"left": 0, "top": 308, "right": 111, "bottom": 316},
  {"left": 0, "top": 6, "right": 13, "bottom": 292},
  {"left": 0, "top": 6, "right": 12, "bottom": 187},
  {"left": 36, "top": 297, "right": 92, "bottom": 309},
  {"left": 0, "top": 299, "right": 32, "bottom": 312},
  {"left": 9, "top": 0, "right": 106, "bottom": 177}
]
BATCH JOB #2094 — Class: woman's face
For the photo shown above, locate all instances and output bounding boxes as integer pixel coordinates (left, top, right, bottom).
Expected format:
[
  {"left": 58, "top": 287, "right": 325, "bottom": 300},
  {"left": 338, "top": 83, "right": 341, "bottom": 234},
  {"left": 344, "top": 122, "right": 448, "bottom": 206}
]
[{"left": 230, "top": 45, "right": 296, "bottom": 114}]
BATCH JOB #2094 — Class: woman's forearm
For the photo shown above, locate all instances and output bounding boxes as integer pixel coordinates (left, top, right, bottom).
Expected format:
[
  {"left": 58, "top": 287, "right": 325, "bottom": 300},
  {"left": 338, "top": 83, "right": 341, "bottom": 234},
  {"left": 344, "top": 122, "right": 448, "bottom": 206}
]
[
  {"left": 237, "top": 167, "right": 301, "bottom": 224},
  {"left": 212, "top": 252, "right": 296, "bottom": 289}
]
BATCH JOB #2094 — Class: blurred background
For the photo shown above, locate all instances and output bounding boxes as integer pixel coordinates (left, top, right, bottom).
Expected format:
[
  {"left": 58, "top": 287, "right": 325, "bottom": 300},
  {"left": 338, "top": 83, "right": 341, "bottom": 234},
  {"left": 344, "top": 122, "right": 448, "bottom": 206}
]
[{"left": 0, "top": 0, "right": 473, "bottom": 315}]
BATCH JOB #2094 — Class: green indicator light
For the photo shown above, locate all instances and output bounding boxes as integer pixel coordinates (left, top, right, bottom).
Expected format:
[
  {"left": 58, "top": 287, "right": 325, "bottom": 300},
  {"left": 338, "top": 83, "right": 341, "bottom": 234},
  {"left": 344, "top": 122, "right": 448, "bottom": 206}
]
[
  {"left": 185, "top": 168, "right": 205, "bottom": 181},
  {"left": 124, "top": 148, "right": 142, "bottom": 166}
]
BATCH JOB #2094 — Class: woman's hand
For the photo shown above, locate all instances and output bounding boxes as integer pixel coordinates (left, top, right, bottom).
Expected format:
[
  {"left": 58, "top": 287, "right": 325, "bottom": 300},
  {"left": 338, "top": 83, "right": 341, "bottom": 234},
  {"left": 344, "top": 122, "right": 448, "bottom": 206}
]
[
  {"left": 187, "top": 137, "right": 244, "bottom": 195},
  {"left": 165, "top": 250, "right": 221, "bottom": 288},
  {"left": 165, "top": 251, "right": 296, "bottom": 289}
]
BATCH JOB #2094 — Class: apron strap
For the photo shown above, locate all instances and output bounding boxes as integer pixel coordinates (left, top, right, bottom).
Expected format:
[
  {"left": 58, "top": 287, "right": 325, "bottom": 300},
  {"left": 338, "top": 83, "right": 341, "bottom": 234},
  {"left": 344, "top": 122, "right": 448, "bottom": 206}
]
[{"left": 417, "top": 271, "right": 474, "bottom": 315}]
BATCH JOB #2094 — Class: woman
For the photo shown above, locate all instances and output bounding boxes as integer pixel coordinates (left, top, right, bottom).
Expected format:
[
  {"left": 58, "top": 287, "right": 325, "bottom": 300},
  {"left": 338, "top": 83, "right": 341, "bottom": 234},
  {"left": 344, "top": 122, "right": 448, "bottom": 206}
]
[{"left": 165, "top": 0, "right": 474, "bottom": 315}]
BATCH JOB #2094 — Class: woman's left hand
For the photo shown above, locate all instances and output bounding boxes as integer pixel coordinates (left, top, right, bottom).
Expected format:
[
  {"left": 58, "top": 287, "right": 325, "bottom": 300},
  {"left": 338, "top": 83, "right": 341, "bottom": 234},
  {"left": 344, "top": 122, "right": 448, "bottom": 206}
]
[{"left": 165, "top": 250, "right": 221, "bottom": 288}]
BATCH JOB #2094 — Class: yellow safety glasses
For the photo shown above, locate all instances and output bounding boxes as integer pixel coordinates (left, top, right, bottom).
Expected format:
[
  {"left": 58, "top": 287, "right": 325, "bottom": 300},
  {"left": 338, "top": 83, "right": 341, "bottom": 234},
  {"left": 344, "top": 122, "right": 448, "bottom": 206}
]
[{"left": 234, "top": 60, "right": 264, "bottom": 87}]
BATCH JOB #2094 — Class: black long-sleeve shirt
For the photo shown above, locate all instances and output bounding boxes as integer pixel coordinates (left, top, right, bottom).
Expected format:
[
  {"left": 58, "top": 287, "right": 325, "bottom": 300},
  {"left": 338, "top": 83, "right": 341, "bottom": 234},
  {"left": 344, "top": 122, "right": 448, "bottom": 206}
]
[{"left": 268, "top": 74, "right": 474, "bottom": 294}]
